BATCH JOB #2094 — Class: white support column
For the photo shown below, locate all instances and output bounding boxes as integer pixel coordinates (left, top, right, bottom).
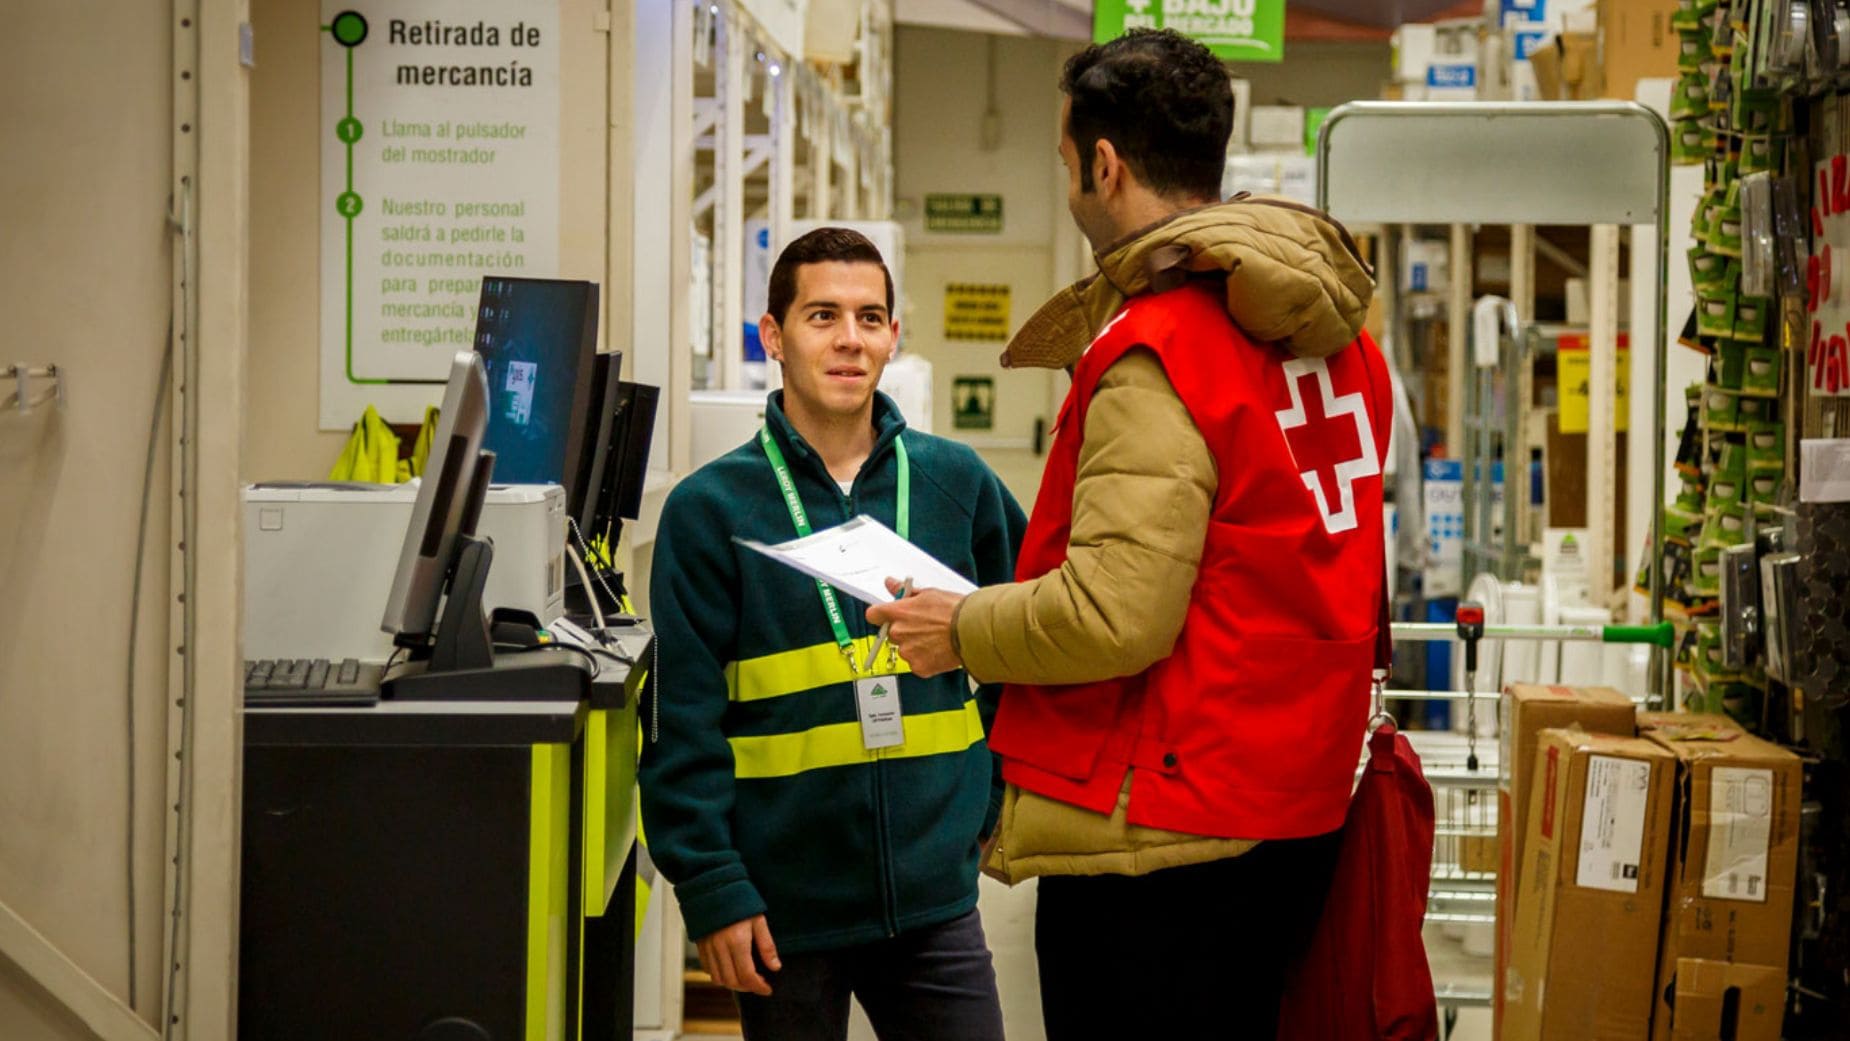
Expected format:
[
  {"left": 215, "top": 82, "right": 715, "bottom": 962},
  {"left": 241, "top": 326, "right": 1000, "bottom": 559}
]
[
  {"left": 166, "top": 1, "right": 249, "bottom": 1038},
  {"left": 632, "top": 0, "right": 692, "bottom": 475},
  {"left": 809, "top": 96, "right": 832, "bottom": 219},
  {"left": 1447, "top": 223, "right": 1470, "bottom": 455},
  {"left": 1510, "top": 224, "right": 1535, "bottom": 547},
  {"left": 770, "top": 61, "right": 795, "bottom": 251},
  {"left": 714, "top": 10, "right": 746, "bottom": 390},
  {"left": 1587, "top": 223, "right": 1622, "bottom": 607},
  {"left": 606, "top": 0, "right": 636, "bottom": 362},
  {"left": 838, "top": 113, "right": 860, "bottom": 220}
]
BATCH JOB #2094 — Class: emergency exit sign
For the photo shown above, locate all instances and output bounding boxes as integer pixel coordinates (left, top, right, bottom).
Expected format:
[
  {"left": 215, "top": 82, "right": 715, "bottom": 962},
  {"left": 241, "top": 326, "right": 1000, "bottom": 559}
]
[{"left": 925, "top": 194, "right": 1004, "bottom": 233}]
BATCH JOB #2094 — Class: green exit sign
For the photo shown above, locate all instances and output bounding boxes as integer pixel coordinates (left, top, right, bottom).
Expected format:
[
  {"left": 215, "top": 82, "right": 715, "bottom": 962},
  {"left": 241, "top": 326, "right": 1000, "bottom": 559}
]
[
  {"left": 925, "top": 194, "right": 1004, "bottom": 233},
  {"left": 1093, "top": 0, "right": 1286, "bottom": 64}
]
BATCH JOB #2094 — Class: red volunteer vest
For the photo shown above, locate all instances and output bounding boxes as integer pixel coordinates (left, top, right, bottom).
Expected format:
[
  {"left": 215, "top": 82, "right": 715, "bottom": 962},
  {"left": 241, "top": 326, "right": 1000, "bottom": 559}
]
[{"left": 988, "top": 281, "right": 1392, "bottom": 839}]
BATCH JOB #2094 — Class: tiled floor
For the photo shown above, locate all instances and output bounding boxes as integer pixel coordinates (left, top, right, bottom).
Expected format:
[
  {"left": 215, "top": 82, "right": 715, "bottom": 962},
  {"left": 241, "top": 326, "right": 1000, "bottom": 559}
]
[{"left": 679, "top": 882, "right": 1497, "bottom": 1041}]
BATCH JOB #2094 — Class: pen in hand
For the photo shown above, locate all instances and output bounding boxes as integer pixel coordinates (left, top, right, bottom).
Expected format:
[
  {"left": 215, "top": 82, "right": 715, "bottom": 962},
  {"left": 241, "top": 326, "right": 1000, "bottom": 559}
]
[{"left": 865, "top": 577, "right": 913, "bottom": 672}]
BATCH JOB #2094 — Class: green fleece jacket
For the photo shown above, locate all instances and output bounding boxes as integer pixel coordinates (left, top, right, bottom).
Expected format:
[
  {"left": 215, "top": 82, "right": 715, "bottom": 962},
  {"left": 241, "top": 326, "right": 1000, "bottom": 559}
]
[{"left": 640, "top": 392, "right": 1026, "bottom": 954}]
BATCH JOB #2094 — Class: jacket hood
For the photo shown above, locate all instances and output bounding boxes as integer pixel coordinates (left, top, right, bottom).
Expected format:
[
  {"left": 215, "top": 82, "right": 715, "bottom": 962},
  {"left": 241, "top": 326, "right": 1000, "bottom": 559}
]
[{"left": 1000, "top": 194, "right": 1375, "bottom": 370}]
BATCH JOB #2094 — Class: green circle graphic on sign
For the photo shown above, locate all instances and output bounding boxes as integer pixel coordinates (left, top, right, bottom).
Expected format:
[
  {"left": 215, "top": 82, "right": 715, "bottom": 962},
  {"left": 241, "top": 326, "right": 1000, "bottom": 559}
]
[
  {"left": 336, "top": 191, "right": 364, "bottom": 218},
  {"left": 330, "top": 11, "right": 368, "bottom": 47},
  {"left": 336, "top": 117, "right": 363, "bottom": 144}
]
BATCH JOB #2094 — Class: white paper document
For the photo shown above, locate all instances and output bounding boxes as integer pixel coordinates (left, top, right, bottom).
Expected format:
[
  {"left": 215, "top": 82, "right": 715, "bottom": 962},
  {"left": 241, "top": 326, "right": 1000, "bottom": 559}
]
[
  {"left": 1576, "top": 754, "right": 1652, "bottom": 894},
  {"left": 1703, "top": 766, "right": 1774, "bottom": 903},
  {"left": 1800, "top": 438, "right": 1850, "bottom": 503},
  {"left": 736, "top": 515, "right": 976, "bottom": 606}
]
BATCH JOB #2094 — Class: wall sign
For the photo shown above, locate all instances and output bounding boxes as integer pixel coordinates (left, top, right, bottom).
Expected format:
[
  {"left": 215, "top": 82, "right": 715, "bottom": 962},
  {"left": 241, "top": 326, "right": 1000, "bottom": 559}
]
[
  {"left": 1809, "top": 152, "right": 1850, "bottom": 397},
  {"left": 319, "top": 1, "right": 562, "bottom": 429},
  {"left": 925, "top": 194, "right": 1003, "bottom": 233},
  {"left": 943, "top": 283, "right": 1011, "bottom": 342},
  {"left": 1093, "top": 0, "right": 1285, "bottom": 64},
  {"left": 953, "top": 376, "right": 995, "bottom": 430}
]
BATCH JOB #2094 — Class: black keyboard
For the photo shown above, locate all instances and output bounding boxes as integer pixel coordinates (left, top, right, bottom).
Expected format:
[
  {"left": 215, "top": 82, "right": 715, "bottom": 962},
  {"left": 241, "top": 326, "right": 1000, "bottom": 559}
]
[{"left": 244, "top": 657, "right": 384, "bottom": 706}]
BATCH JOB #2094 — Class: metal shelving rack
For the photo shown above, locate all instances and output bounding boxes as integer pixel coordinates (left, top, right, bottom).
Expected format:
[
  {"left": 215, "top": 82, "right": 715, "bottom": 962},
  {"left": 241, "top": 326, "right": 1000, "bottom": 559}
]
[
  {"left": 1319, "top": 100, "right": 1674, "bottom": 693},
  {"left": 1320, "top": 102, "right": 1674, "bottom": 1025}
]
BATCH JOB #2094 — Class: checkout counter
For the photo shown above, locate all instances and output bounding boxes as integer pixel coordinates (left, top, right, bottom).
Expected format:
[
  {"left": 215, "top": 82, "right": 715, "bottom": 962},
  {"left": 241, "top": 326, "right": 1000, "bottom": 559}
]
[{"left": 238, "top": 625, "right": 649, "bottom": 1041}]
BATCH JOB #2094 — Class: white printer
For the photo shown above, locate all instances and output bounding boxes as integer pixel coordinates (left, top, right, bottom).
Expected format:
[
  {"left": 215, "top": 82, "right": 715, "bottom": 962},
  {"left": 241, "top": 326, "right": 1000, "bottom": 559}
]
[{"left": 243, "top": 482, "right": 566, "bottom": 662}]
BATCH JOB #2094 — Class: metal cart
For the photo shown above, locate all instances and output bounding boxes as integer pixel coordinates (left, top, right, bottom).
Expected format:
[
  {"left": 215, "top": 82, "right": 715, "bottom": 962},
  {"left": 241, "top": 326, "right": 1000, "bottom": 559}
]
[
  {"left": 1318, "top": 102, "right": 1676, "bottom": 696},
  {"left": 1381, "top": 617, "right": 1673, "bottom": 1035}
]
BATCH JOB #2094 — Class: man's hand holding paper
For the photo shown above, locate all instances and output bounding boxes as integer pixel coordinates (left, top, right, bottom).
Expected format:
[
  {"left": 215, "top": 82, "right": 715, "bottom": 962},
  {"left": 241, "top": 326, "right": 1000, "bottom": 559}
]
[{"left": 865, "top": 577, "right": 965, "bottom": 678}]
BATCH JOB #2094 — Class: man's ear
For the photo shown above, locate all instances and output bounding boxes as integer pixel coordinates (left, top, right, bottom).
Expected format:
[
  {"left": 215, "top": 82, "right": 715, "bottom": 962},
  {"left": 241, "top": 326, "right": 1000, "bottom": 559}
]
[
  {"left": 758, "top": 313, "right": 783, "bottom": 361},
  {"left": 1093, "top": 137, "right": 1123, "bottom": 196}
]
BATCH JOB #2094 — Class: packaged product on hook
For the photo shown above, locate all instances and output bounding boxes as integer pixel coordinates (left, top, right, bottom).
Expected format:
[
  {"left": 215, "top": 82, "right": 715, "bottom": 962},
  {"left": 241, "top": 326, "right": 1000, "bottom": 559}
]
[{"left": 1740, "top": 171, "right": 1777, "bottom": 298}]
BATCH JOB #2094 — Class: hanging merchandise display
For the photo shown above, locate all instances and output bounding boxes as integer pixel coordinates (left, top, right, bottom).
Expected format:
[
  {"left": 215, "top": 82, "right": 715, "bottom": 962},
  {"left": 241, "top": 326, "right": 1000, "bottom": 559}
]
[
  {"left": 1650, "top": 0, "right": 1804, "bottom": 732},
  {"left": 1647, "top": 4, "right": 1850, "bottom": 1037}
]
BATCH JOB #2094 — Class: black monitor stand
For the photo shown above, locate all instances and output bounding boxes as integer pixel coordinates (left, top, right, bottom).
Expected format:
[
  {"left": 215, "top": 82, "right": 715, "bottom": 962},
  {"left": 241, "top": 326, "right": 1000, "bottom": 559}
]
[{"left": 387, "top": 454, "right": 590, "bottom": 703}]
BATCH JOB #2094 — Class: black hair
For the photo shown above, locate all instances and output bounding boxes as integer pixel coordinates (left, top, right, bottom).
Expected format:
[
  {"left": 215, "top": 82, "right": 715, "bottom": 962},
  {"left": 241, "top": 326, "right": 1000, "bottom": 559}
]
[
  {"left": 1061, "top": 28, "right": 1233, "bottom": 200},
  {"left": 765, "top": 227, "right": 894, "bottom": 326}
]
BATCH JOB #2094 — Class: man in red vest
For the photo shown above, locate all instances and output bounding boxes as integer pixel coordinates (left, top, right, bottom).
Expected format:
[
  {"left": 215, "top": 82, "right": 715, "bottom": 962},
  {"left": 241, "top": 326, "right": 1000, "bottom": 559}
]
[{"left": 867, "top": 28, "right": 1390, "bottom": 1038}]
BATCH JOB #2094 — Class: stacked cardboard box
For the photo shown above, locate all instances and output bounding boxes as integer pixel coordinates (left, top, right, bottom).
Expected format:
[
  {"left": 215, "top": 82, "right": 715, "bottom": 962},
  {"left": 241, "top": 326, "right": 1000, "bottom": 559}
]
[
  {"left": 1525, "top": 0, "right": 1679, "bottom": 101},
  {"left": 1506, "top": 728, "right": 1676, "bottom": 1039},
  {"left": 1598, "top": 0, "right": 1680, "bottom": 102},
  {"left": 1644, "top": 724, "right": 1801, "bottom": 1041},
  {"left": 1495, "top": 685, "right": 1639, "bottom": 1034}
]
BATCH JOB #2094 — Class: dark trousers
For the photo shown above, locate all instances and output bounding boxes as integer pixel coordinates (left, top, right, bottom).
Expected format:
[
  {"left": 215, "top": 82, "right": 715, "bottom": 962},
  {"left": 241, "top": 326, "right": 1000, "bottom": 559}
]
[
  {"left": 1035, "top": 832, "right": 1342, "bottom": 1041},
  {"left": 735, "top": 908, "right": 1005, "bottom": 1041}
]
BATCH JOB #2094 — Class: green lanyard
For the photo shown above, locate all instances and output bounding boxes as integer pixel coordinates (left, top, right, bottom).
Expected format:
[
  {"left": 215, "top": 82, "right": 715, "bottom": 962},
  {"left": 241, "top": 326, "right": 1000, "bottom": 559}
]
[{"left": 759, "top": 426, "right": 909, "bottom": 670}]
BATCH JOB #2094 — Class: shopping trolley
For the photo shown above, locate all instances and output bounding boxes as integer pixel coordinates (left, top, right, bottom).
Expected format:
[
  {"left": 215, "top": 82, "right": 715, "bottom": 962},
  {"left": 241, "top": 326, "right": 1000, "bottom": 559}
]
[{"left": 1377, "top": 610, "right": 1675, "bottom": 1038}]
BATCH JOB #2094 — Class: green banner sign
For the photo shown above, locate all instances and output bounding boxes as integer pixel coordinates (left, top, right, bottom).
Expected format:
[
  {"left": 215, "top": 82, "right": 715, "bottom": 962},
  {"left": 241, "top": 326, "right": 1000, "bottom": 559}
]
[
  {"left": 1093, "top": 0, "right": 1285, "bottom": 64},
  {"left": 925, "top": 194, "right": 1004, "bottom": 233}
]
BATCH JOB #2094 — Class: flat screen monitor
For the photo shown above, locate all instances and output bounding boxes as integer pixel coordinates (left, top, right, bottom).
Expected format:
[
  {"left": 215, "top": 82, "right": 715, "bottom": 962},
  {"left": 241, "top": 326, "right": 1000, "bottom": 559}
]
[
  {"left": 380, "top": 351, "right": 493, "bottom": 642},
  {"left": 581, "top": 380, "right": 659, "bottom": 540},
  {"left": 472, "top": 276, "right": 600, "bottom": 489},
  {"left": 573, "top": 349, "right": 624, "bottom": 529}
]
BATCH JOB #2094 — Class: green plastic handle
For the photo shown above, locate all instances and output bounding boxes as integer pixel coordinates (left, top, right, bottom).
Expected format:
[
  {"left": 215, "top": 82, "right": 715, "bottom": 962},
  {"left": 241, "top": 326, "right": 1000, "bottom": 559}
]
[{"left": 1602, "top": 622, "right": 1676, "bottom": 649}]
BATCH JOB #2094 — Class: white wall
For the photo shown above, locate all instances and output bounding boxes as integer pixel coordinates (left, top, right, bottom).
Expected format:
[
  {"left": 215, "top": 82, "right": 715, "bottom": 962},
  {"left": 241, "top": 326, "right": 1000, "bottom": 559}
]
[
  {"left": 0, "top": 1, "right": 175, "bottom": 1032},
  {"left": 891, "top": 25, "right": 1075, "bottom": 509},
  {"left": 1237, "top": 40, "right": 1393, "bottom": 112}
]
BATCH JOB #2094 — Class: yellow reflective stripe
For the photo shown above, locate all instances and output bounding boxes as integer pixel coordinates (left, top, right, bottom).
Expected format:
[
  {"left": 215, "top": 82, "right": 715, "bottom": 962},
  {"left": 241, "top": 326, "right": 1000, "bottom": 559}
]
[
  {"left": 729, "top": 700, "right": 985, "bottom": 780},
  {"left": 725, "top": 636, "right": 913, "bottom": 703}
]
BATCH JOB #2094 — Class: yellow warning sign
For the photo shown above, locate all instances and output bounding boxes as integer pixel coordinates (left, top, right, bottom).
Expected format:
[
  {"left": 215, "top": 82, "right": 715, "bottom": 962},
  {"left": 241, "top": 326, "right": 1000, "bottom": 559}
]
[
  {"left": 944, "top": 283, "right": 1011, "bottom": 342},
  {"left": 1557, "top": 333, "right": 1630, "bottom": 434}
]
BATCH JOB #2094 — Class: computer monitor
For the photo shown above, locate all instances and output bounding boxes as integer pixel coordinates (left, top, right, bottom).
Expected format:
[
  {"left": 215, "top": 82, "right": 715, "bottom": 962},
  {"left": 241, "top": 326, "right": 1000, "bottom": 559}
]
[
  {"left": 380, "top": 351, "right": 493, "bottom": 645},
  {"left": 572, "top": 349, "right": 625, "bottom": 530},
  {"left": 579, "top": 379, "right": 659, "bottom": 543},
  {"left": 472, "top": 276, "right": 600, "bottom": 492}
]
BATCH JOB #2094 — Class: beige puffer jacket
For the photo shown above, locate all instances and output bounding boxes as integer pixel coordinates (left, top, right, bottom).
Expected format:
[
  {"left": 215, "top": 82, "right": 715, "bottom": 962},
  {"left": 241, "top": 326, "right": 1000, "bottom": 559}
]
[
  {"left": 999, "top": 193, "right": 1373, "bottom": 372},
  {"left": 956, "top": 195, "right": 1374, "bottom": 872},
  {"left": 958, "top": 193, "right": 1374, "bottom": 687}
]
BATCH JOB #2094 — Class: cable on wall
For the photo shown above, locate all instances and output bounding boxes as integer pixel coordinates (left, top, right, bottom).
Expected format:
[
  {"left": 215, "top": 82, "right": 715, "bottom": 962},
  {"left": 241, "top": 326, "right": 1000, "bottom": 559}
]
[{"left": 124, "top": 319, "right": 172, "bottom": 1011}]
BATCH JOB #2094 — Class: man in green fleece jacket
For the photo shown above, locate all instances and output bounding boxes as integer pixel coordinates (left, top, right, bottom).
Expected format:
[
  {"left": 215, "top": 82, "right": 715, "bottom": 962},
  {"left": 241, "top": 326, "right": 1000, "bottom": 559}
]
[{"left": 640, "top": 227, "right": 1025, "bottom": 1039}]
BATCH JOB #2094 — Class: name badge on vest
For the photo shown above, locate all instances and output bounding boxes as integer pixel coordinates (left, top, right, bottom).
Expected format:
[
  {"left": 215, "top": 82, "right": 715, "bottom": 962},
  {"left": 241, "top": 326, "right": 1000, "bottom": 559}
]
[{"left": 855, "top": 675, "right": 905, "bottom": 750}]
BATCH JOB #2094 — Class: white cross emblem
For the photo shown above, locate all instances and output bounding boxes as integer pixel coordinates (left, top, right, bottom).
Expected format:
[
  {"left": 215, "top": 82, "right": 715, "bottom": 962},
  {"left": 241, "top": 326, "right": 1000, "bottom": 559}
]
[{"left": 1273, "top": 357, "right": 1381, "bottom": 535}]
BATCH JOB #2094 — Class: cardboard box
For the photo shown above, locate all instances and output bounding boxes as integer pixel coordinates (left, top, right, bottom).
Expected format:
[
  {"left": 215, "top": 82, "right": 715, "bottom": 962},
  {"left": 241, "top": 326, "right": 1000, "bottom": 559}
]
[
  {"left": 1636, "top": 711, "right": 1745, "bottom": 740},
  {"left": 1644, "top": 728, "right": 1801, "bottom": 1041},
  {"left": 1391, "top": 23, "right": 1437, "bottom": 81},
  {"left": 1248, "top": 106, "right": 1305, "bottom": 151},
  {"left": 1505, "top": 729, "right": 1675, "bottom": 1040},
  {"left": 1666, "top": 959, "right": 1785, "bottom": 1041},
  {"left": 1424, "top": 60, "right": 1480, "bottom": 100},
  {"left": 1598, "top": 0, "right": 1679, "bottom": 102},
  {"left": 1495, "top": 685, "right": 1638, "bottom": 1033},
  {"left": 1528, "top": 31, "right": 1598, "bottom": 99}
]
